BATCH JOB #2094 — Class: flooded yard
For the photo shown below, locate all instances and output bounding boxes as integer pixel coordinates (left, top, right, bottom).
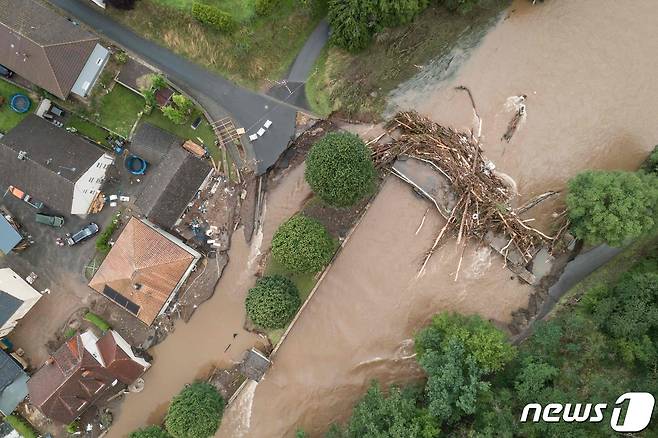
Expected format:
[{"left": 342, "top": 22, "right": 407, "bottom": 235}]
[{"left": 107, "top": 165, "right": 311, "bottom": 436}]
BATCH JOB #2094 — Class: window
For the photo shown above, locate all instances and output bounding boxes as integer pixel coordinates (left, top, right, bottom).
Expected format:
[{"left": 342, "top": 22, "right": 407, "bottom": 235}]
[
  {"left": 95, "top": 383, "right": 106, "bottom": 394},
  {"left": 77, "top": 401, "right": 88, "bottom": 411},
  {"left": 97, "top": 58, "right": 103, "bottom": 65}
]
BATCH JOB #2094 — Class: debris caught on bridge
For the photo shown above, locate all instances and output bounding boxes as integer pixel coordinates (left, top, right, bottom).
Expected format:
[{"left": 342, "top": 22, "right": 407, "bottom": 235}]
[{"left": 371, "top": 110, "right": 567, "bottom": 280}]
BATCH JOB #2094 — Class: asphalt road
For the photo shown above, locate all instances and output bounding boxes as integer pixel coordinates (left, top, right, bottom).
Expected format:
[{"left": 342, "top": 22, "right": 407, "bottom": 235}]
[{"left": 48, "top": 0, "right": 298, "bottom": 174}]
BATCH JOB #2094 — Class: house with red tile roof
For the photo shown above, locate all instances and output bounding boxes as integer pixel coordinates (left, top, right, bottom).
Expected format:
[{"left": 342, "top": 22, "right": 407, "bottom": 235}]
[
  {"left": 88, "top": 217, "right": 201, "bottom": 325},
  {"left": 27, "top": 330, "right": 149, "bottom": 424}
]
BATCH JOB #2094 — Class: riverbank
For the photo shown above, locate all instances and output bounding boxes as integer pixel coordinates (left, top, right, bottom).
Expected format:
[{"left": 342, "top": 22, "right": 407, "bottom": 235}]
[{"left": 305, "top": 0, "right": 510, "bottom": 119}]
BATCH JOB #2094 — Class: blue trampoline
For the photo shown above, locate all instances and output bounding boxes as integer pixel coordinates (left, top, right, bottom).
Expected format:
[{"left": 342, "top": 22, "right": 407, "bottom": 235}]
[
  {"left": 10, "top": 94, "right": 31, "bottom": 113},
  {"left": 125, "top": 155, "right": 148, "bottom": 175}
]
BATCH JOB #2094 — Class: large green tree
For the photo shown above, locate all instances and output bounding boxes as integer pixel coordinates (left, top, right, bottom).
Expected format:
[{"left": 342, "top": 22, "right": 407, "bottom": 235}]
[
  {"left": 566, "top": 170, "right": 658, "bottom": 246},
  {"left": 305, "top": 132, "right": 376, "bottom": 207},
  {"left": 415, "top": 313, "right": 516, "bottom": 373},
  {"left": 245, "top": 275, "right": 301, "bottom": 329},
  {"left": 272, "top": 215, "right": 336, "bottom": 273},
  {"left": 165, "top": 382, "right": 224, "bottom": 438},
  {"left": 328, "top": 0, "right": 428, "bottom": 51},
  {"left": 342, "top": 383, "right": 438, "bottom": 437}
]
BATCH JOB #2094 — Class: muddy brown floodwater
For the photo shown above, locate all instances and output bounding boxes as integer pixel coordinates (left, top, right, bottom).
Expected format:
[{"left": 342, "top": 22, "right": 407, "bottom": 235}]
[
  {"left": 107, "top": 165, "right": 311, "bottom": 437},
  {"left": 219, "top": 0, "right": 658, "bottom": 436}
]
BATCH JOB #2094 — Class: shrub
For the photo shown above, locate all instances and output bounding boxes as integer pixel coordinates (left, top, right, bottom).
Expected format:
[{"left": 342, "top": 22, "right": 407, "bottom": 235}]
[
  {"left": 255, "top": 0, "right": 279, "bottom": 16},
  {"left": 161, "top": 105, "right": 186, "bottom": 125},
  {"left": 171, "top": 94, "right": 193, "bottom": 113},
  {"left": 191, "top": 3, "right": 237, "bottom": 33},
  {"left": 644, "top": 145, "right": 658, "bottom": 174},
  {"left": 84, "top": 312, "right": 111, "bottom": 332},
  {"left": 305, "top": 132, "right": 376, "bottom": 207},
  {"left": 129, "top": 425, "right": 170, "bottom": 438},
  {"left": 328, "top": 0, "right": 428, "bottom": 51},
  {"left": 272, "top": 215, "right": 335, "bottom": 273},
  {"left": 5, "top": 415, "right": 38, "bottom": 438},
  {"left": 115, "top": 51, "right": 128, "bottom": 64},
  {"left": 245, "top": 275, "right": 301, "bottom": 329},
  {"left": 66, "top": 421, "right": 80, "bottom": 434},
  {"left": 442, "top": 0, "right": 482, "bottom": 14},
  {"left": 165, "top": 382, "right": 224, "bottom": 438},
  {"left": 566, "top": 170, "right": 658, "bottom": 246},
  {"left": 150, "top": 74, "right": 167, "bottom": 91},
  {"left": 107, "top": 0, "right": 137, "bottom": 9},
  {"left": 96, "top": 217, "right": 119, "bottom": 253}
]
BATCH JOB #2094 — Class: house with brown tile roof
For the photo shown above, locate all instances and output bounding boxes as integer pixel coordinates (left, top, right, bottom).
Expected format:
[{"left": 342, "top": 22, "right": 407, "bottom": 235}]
[
  {"left": 88, "top": 217, "right": 201, "bottom": 325},
  {"left": 0, "top": 0, "right": 110, "bottom": 99},
  {"left": 27, "top": 329, "right": 149, "bottom": 424}
]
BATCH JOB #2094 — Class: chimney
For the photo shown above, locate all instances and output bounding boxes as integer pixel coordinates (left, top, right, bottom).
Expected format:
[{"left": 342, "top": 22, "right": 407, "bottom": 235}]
[{"left": 45, "top": 356, "right": 55, "bottom": 366}]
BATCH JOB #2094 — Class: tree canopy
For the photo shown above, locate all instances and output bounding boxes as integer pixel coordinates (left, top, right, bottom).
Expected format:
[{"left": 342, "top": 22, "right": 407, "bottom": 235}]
[
  {"left": 129, "top": 426, "right": 170, "bottom": 438},
  {"left": 164, "top": 382, "right": 224, "bottom": 438},
  {"left": 245, "top": 275, "right": 301, "bottom": 329},
  {"left": 272, "top": 215, "right": 336, "bottom": 273},
  {"left": 305, "top": 132, "right": 376, "bottom": 207},
  {"left": 566, "top": 170, "right": 658, "bottom": 246},
  {"left": 345, "top": 383, "right": 438, "bottom": 437}
]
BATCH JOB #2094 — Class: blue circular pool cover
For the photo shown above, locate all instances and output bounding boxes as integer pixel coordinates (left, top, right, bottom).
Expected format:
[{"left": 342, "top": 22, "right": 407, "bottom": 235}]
[
  {"left": 125, "top": 155, "right": 148, "bottom": 175},
  {"left": 10, "top": 94, "right": 31, "bottom": 113}
]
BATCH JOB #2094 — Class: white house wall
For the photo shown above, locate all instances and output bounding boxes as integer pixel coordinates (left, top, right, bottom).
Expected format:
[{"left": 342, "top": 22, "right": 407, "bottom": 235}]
[
  {"left": 72, "top": 153, "right": 114, "bottom": 215},
  {"left": 0, "top": 268, "right": 42, "bottom": 337}
]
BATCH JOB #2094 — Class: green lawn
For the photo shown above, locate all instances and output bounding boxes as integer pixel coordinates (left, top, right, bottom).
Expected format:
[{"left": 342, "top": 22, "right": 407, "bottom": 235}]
[
  {"left": 67, "top": 115, "right": 111, "bottom": 148},
  {"left": 141, "top": 108, "right": 220, "bottom": 161},
  {"left": 106, "top": 0, "right": 323, "bottom": 89},
  {"left": 0, "top": 80, "right": 34, "bottom": 134},
  {"left": 156, "top": 0, "right": 257, "bottom": 22},
  {"left": 93, "top": 85, "right": 144, "bottom": 137}
]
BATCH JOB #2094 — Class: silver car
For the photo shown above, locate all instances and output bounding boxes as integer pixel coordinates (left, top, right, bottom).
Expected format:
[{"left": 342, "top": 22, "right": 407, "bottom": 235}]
[{"left": 67, "top": 223, "right": 99, "bottom": 245}]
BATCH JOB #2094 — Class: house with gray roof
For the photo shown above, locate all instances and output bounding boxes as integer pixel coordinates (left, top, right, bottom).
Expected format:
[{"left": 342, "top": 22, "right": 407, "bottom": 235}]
[
  {"left": 0, "top": 350, "right": 28, "bottom": 416},
  {"left": 0, "top": 115, "right": 114, "bottom": 215},
  {"left": 131, "top": 136, "right": 213, "bottom": 229},
  {"left": 0, "top": 0, "right": 109, "bottom": 99},
  {"left": 0, "top": 268, "right": 42, "bottom": 338},
  {"left": 0, "top": 215, "right": 21, "bottom": 255}
]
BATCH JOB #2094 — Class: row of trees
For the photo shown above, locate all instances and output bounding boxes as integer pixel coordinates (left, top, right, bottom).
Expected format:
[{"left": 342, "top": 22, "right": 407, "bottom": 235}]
[
  {"left": 130, "top": 382, "right": 225, "bottom": 438},
  {"left": 328, "top": 0, "right": 484, "bottom": 51},
  {"left": 245, "top": 132, "right": 376, "bottom": 330},
  {"left": 318, "top": 242, "right": 658, "bottom": 436}
]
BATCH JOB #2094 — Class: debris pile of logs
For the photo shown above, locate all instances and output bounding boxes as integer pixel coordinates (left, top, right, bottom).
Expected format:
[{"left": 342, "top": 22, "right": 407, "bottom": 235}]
[{"left": 372, "top": 110, "right": 565, "bottom": 278}]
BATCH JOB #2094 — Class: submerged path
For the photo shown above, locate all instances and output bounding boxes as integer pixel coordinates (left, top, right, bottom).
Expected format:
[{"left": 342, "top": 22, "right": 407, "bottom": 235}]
[{"left": 48, "top": 0, "right": 299, "bottom": 174}]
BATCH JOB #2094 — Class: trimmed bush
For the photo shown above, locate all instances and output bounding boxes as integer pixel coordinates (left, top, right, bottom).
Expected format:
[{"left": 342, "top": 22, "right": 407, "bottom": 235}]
[
  {"left": 192, "top": 3, "right": 237, "bottom": 33},
  {"left": 272, "top": 215, "right": 335, "bottom": 273},
  {"left": 84, "top": 312, "right": 111, "bottom": 332},
  {"left": 165, "top": 382, "right": 224, "bottom": 438},
  {"left": 245, "top": 275, "right": 301, "bottom": 329},
  {"left": 129, "top": 425, "right": 170, "bottom": 438},
  {"left": 305, "top": 132, "right": 376, "bottom": 207},
  {"left": 255, "top": 0, "right": 280, "bottom": 16}
]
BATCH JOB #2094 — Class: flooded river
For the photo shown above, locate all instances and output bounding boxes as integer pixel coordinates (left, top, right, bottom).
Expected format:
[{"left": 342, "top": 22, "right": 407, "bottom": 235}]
[
  {"left": 108, "top": 165, "right": 311, "bottom": 436},
  {"left": 218, "top": 0, "right": 658, "bottom": 436}
]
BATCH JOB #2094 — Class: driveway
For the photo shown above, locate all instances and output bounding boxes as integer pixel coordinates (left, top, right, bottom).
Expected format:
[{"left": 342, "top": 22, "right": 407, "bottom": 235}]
[{"left": 48, "top": 0, "right": 298, "bottom": 175}]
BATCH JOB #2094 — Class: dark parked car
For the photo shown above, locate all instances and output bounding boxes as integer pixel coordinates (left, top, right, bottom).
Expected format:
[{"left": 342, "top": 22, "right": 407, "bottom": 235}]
[
  {"left": 67, "top": 223, "right": 99, "bottom": 246},
  {"left": 0, "top": 64, "right": 13, "bottom": 78},
  {"left": 50, "top": 106, "right": 65, "bottom": 117}
]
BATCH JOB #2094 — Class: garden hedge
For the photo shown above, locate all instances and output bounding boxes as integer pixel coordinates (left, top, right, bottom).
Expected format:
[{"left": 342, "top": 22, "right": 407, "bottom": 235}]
[
  {"left": 165, "top": 382, "right": 224, "bottom": 438},
  {"left": 245, "top": 275, "right": 301, "bottom": 329},
  {"left": 272, "top": 215, "right": 335, "bottom": 273},
  {"left": 191, "top": 3, "right": 237, "bottom": 33},
  {"left": 305, "top": 132, "right": 376, "bottom": 207}
]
